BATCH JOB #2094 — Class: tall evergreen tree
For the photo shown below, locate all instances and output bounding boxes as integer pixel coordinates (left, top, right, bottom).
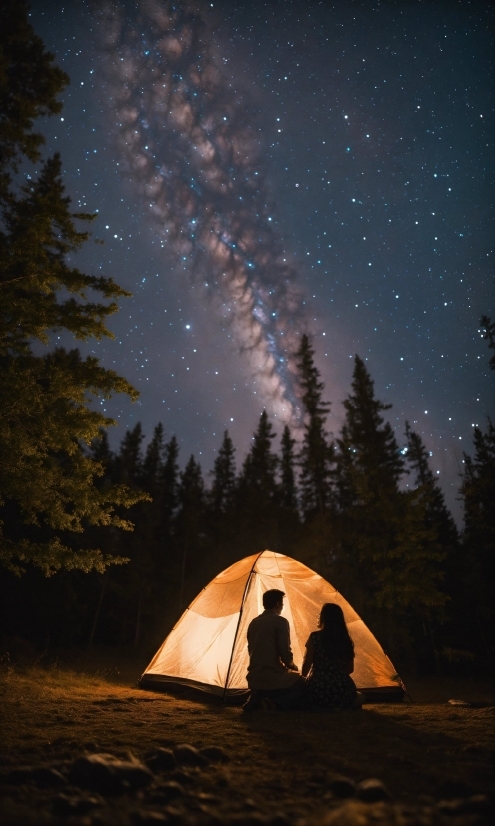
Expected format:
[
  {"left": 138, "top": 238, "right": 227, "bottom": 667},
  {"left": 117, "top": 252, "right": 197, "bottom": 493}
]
[
  {"left": 480, "top": 315, "right": 495, "bottom": 372},
  {"left": 460, "top": 420, "right": 495, "bottom": 661},
  {"left": 405, "top": 422, "right": 458, "bottom": 549},
  {"left": 0, "top": 5, "right": 143, "bottom": 575},
  {"left": 337, "top": 355, "right": 404, "bottom": 505},
  {"left": 296, "top": 335, "right": 334, "bottom": 517},
  {"left": 115, "top": 424, "right": 144, "bottom": 488},
  {"left": 403, "top": 422, "right": 460, "bottom": 670},
  {"left": 109, "top": 425, "right": 151, "bottom": 646},
  {"left": 209, "top": 431, "right": 236, "bottom": 515},
  {"left": 279, "top": 425, "right": 298, "bottom": 512},
  {"left": 335, "top": 356, "right": 403, "bottom": 565},
  {"left": 89, "top": 428, "right": 114, "bottom": 474},
  {"left": 235, "top": 411, "right": 280, "bottom": 553},
  {"left": 176, "top": 456, "right": 206, "bottom": 611},
  {"left": 136, "top": 423, "right": 166, "bottom": 643},
  {"left": 142, "top": 423, "right": 165, "bottom": 494},
  {"left": 0, "top": 1, "right": 68, "bottom": 192},
  {"left": 161, "top": 435, "right": 180, "bottom": 529},
  {"left": 239, "top": 411, "right": 278, "bottom": 499},
  {"left": 333, "top": 356, "right": 448, "bottom": 663}
]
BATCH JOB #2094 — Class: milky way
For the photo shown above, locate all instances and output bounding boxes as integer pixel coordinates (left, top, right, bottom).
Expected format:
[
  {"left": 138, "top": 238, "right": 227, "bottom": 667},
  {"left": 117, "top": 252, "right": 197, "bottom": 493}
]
[
  {"left": 27, "top": 0, "right": 493, "bottom": 520},
  {"left": 98, "top": 0, "right": 309, "bottom": 425}
]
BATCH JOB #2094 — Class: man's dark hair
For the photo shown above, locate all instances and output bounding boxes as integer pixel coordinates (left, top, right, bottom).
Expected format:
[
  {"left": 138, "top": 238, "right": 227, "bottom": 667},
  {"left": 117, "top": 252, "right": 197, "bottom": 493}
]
[{"left": 263, "top": 589, "right": 285, "bottom": 609}]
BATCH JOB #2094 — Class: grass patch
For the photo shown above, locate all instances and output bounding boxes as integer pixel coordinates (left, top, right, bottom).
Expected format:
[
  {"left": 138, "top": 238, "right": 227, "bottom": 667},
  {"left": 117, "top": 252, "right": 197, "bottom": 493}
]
[{"left": 1, "top": 654, "right": 494, "bottom": 824}]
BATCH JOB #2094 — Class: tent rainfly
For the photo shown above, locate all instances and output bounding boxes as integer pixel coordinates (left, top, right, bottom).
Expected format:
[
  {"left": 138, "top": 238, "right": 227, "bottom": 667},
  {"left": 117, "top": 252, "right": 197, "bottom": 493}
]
[{"left": 139, "top": 550, "right": 404, "bottom": 702}]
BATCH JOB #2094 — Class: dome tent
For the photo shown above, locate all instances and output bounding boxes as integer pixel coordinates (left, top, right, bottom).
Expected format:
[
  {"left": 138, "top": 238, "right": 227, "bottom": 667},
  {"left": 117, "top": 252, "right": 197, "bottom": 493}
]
[{"left": 139, "top": 550, "right": 404, "bottom": 702}]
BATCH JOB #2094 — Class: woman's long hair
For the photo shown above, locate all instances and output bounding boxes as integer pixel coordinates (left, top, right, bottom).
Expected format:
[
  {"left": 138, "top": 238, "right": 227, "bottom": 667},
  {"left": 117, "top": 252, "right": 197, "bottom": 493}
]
[{"left": 318, "top": 603, "right": 354, "bottom": 661}]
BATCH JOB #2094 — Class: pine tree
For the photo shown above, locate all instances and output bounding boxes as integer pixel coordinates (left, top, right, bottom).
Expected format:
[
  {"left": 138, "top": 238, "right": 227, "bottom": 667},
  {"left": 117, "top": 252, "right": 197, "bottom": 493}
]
[
  {"left": 235, "top": 411, "right": 280, "bottom": 553},
  {"left": 90, "top": 429, "right": 114, "bottom": 474},
  {"left": 455, "top": 319, "right": 495, "bottom": 663},
  {"left": 460, "top": 420, "right": 495, "bottom": 661},
  {"left": 337, "top": 355, "right": 404, "bottom": 505},
  {"left": 405, "top": 422, "right": 458, "bottom": 549},
  {"left": 334, "top": 356, "right": 449, "bottom": 662},
  {"left": 209, "top": 431, "right": 236, "bottom": 515},
  {"left": 115, "top": 424, "right": 144, "bottom": 488},
  {"left": 334, "top": 355, "right": 399, "bottom": 585},
  {"left": 161, "top": 435, "right": 180, "bottom": 529},
  {"left": 0, "top": 6, "right": 144, "bottom": 575},
  {"left": 239, "top": 411, "right": 278, "bottom": 499},
  {"left": 296, "top": 335, "right": 334, "bottom": 517},
  {"left": 480, "top": 315, "right": 495, "bottom": 372},
  {"left": 176, "top": 455, "right": 206, "bottom": 611},
  {"left": 153, "top": 435, "right": 180, "bottom": 614},
  {"left": 0, "top": 1, "right": 68, "bottom": 191},
  {"left": 138, "top": 423, "right": 166, "bottom": 640},
  {"left": 279, "top": 425, "right": 298, "bottom": 512},
  {"left": 142, "top": 423, "right": 165, "bottom": 495},
  {"left": 403, "top": 422, "right": 459, "bottom": 670}
]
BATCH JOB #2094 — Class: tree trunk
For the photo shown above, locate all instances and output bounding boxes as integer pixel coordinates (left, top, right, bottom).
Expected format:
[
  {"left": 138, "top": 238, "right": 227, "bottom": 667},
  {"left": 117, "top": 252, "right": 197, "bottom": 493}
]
[
  {"left": 88, "top": 572, "right": 108, "bottom": 650},
  {"left": 179, "top": 536, "right": 189, "bottom": 613},
  {"left": 424, "top": 616, "right": 441, "bottom": 675},
  {"left": 134, "top": 584, "right": 143, "bottom": 648}
]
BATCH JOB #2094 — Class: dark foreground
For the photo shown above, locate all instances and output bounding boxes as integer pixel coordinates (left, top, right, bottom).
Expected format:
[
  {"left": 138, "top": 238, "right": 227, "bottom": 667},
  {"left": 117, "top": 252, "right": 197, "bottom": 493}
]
[{"left": 1, "top": 659, "right": 494, "bottom": 825}]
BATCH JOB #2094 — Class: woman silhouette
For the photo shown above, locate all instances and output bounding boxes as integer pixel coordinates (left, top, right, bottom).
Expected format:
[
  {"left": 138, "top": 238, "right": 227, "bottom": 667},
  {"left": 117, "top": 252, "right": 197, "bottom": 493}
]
[{"left": 302, "top": 603, "right": 360, "bottom": 709}]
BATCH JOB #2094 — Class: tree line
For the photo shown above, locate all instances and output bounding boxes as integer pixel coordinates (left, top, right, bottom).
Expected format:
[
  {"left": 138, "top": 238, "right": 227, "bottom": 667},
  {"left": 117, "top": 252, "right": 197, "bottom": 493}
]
[
  {"left": 2, "top": 334, "right": 494, "bottom": 675},
  {"left": 0, "top": 5, "right": 493, "bottom": 675}
]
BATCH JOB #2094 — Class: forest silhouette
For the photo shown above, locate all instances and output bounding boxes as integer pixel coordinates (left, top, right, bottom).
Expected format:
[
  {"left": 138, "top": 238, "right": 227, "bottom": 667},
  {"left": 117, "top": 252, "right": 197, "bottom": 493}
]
[
  {"left": 0, "top": 3, "right": 493, "bottom": 680},
  {"left": 2, "top": 335, "right": 494, "bottom": 677}
]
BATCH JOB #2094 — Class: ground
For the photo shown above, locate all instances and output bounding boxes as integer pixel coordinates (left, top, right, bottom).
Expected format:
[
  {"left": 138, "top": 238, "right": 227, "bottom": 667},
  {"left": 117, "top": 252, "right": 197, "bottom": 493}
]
[{"left": 0, "top": 652, "right": 493, "bottom": 825}]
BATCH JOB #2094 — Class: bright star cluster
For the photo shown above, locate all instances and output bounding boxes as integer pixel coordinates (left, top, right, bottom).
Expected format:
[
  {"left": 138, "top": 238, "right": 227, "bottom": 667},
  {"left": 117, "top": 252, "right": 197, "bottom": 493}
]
[{"left": 29, "top": 0, "right": 493, "bottom": 518}]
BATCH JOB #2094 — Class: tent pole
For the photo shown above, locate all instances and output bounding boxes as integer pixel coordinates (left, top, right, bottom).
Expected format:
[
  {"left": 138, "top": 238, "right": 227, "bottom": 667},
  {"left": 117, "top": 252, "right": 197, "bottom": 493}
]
[{"left": 222, "top": 551, "right": 263, "bottom": 705}]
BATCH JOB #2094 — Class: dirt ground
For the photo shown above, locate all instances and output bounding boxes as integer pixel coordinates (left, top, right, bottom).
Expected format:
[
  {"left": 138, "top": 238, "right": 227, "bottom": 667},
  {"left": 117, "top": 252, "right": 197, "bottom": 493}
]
[{"left": 1, "top": 655, "right": 494, "bottom": 825}]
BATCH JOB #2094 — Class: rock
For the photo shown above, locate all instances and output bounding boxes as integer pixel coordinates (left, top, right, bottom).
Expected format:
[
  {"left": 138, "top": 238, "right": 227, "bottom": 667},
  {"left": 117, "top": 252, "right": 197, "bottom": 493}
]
[
  {"left": 69, "top": 752, "right": 153, "bottom": 795},
  {"left": 131, "top": 810, "right": 170, "bottom": 825},
  {"left": 197, "top": 791, "right": 221, "bottom": 803},
  {"left": 437, "top": 795, "right": 492, "bottom": 817},
  {"left": 52, "top": 791, "right": 103, "bottom": 816},
  {"left": 174, "top": 743, "right": 208, "bottom": 767},
  {"left": 200, "top": 745, "right": 230, "bottom": 763},
  {"left": 438, "top": 779, "right": 474, "bottom": 799},
  {"left": 8, "top": 766, "right": 66, "bottom": 788},
  {"left": 323, "top": 800, "right": 399, "bottom": 824},
  {"left": 163, "top": 804, "right": 190, "bottom": 824},
  {"left": 356, "top": 778, "right": 390, "bottom": 802},
  {"left": 170, "top": 768, "right": 196, "bottom": 785},
  {"left": 149, "top": 780, "right": 185, "bottom": 803},
  {"left": 145, "top": 748, "right": 177, "bottom": 772},
  {"left": 462, "top": 743, "right": 486, "bottom": 755},
  {"left": 0, "top": 755, "right": 15, "bottom": 767},
  {"left": 328, "top": 776, "right": 356, "bottom": 799},
  {"left": 83, "top": 741, "right": 101, "bottom": 752},
  {"left": 228, "top": 816, "right": 271, "bottom": 826}
]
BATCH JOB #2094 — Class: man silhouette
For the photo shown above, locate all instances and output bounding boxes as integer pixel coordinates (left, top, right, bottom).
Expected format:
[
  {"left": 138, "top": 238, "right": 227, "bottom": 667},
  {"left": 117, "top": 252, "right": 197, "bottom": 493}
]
[{"left": 243, "top": 588, "right": 305, "bottom": 711}]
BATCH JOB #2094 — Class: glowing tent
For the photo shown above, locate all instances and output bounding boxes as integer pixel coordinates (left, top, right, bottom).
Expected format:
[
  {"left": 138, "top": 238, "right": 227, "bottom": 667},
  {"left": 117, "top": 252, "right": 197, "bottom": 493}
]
[{"left": 140, "top": 550, "right": 404, "bottom": 701}]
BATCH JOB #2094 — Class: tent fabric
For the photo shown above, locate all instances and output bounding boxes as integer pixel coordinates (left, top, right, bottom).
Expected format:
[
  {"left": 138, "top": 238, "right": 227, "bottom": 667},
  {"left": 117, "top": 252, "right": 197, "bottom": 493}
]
[{"left": 140, "top": 550, "right": 402, "bottom": 698}]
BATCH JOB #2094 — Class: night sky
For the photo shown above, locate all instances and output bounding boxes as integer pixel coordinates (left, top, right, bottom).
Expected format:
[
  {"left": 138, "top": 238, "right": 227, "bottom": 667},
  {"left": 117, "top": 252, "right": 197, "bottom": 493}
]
[{"left": 29, "top": 0, "right": 493, "bottom": 520}]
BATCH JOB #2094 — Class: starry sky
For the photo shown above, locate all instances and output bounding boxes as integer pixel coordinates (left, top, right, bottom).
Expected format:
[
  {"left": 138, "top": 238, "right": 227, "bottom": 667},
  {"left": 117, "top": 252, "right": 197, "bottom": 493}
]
[{"left": 29, "top": 0, "right": 493, "bottom": 520}]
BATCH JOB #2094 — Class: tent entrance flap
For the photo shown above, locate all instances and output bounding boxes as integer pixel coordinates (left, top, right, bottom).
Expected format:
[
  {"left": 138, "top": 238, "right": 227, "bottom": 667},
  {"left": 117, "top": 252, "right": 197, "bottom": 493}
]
[
  {"left": 139, "top": 550, "right": 405, "bottom": 701},
  {"left": 222, "top": 551, "right": 263, "bottom": 698}
]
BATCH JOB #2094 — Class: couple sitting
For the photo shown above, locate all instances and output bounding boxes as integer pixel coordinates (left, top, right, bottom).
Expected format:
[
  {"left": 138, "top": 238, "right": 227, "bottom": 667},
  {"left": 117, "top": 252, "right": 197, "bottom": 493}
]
[{"left": 243, "top": 588, "right": 360, "bottom": 712}]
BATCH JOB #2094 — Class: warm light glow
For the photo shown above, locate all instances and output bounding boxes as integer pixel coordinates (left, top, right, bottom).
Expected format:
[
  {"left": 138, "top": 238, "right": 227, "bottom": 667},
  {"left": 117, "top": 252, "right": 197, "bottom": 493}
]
[{"left": 144, "top": 551, "right": 399, "bottom": 692}]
